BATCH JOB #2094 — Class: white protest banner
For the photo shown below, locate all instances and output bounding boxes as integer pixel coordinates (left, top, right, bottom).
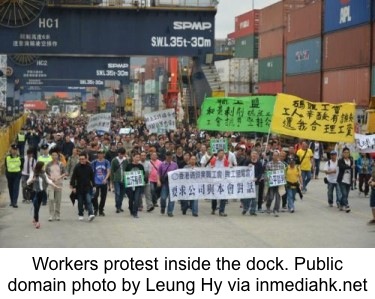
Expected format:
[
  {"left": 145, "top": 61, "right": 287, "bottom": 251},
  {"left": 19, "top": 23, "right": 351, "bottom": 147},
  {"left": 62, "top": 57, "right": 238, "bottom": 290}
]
[
  {"left": 87, "top": 113, "right": 111, "bottom": 132},
  {"left": 210, "top": 138, "right": 228, "bottom": 154},
  {"left": 355, "top": 133, "right": 375, "bottom": 153},
  {"left": 266, "top": 169, "right": 286, "bottom": 187},
  {"left": 144, "top": 108, "right": 176, "bottom": 133},
  {"left": 119, "top": 128, "right": 134, "bottom": 135},
  {"left": 167, "top": 166, "right": 255, "bottom": 201},
  {"left": 124, "top": 170, "right": 144, "bottom": 188}
]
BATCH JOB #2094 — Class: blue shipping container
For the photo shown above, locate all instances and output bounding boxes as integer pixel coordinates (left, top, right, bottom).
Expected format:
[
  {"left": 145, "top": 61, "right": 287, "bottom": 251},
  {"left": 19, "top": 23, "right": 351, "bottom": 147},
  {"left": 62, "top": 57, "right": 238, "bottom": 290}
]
[
  {"left": 324, "top": 0, "right": 371, "bottom": 33},
  {"left": 286, "top": 37, "right": 321, "bottom": 75}
]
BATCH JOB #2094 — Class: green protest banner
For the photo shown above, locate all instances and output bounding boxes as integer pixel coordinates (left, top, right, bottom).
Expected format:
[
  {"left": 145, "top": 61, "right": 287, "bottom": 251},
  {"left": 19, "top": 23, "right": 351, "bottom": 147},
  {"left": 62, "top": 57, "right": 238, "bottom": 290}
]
[
  {"left": 197, "top": 95, "right": 276, "bottom": 132},
  {"left": 210, "top": 138, "right": 228, "bottom": 154},
  {"left": 124, "top": 170, "right": 144, "bottom": 188}
]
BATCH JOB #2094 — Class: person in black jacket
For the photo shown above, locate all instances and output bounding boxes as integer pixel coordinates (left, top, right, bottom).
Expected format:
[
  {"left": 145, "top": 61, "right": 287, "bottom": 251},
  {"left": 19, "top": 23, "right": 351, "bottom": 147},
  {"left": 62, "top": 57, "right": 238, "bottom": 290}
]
[
  {"left": 336, "top": 147, "right": 354, "bottom": 213},
  {"left": 70, "top": 152, "right": 96, "bottom": 221}
]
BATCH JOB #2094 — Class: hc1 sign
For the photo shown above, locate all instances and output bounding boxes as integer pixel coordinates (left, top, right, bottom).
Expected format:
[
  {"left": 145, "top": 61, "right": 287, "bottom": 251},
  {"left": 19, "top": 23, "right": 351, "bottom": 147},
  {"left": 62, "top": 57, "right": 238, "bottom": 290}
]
[{"left": 0, "top": 8, "right": 215, "bottom": 56}]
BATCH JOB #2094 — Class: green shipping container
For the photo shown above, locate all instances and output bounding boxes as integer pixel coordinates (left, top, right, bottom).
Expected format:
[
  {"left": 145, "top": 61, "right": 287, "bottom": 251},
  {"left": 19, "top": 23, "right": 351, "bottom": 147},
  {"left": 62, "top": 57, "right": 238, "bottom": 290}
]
[
  {"left": 234, "top": 34, "right": 258, "bottom": 58},
  {"left": 258, "top": 56, "right": 283, "bottom": 82}
]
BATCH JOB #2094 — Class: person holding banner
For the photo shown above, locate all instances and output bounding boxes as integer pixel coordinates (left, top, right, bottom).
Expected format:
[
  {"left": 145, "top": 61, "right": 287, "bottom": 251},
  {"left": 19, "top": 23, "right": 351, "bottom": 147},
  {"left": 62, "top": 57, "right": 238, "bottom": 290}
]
[
  {"left": 296, "top": 141, "right": 314, "bottom": 194},
  {"left": 337, "top": 147, "right": 354, "bottom": 213},
  {"left": 124, "top": 153, "right": 145, "bottom": 218},
  {"left": 210, "top": 149, "right": 231, "bottom": 216},
  {"left": 265, "top": 150, "right": 286, "bottom": 217},
  {"left": 181, "top": 155, "right": 199, "bottom": 217},
  {"left": 157, "top": 151, "right": 178, "bottom": 217}
]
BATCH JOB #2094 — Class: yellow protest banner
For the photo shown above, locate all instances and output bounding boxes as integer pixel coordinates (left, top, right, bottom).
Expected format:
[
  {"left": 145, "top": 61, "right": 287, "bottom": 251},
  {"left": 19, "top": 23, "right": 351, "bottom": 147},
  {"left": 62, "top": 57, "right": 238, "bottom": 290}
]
[
  {"left": 100, "top": 100, "right": 106, "bottom": 111},
  {"left": 211, "top": 90, "right": 225, "bottom": 98},
  {"left": 271, "top": 93, "right": 356, "bottom": 143},
  {"left": 125, "top": 98, "right": 133, "bottom": 112}
]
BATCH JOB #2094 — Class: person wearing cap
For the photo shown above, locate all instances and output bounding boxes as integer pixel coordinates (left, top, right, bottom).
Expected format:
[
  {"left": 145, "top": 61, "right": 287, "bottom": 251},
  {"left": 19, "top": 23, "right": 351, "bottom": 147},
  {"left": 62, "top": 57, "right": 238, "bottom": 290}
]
[
  {"left": 157, "top": 151, "right": 178, "bottom": 217},
  {"left": 285, "top": 158, "right": 303, "bottom": 213},
  {"left": 38, "top": 144, "right": 52, "bottom": 205},
  {"left": 91, "top": 149, "right": 111, "bottom": 216},
  {"left": 324, "top": 150, "right": 341, "bottom": 208},
  {"left": 111, "top": 148, "right": 129, "bottom": 213},
  {"left": 5, "top": 144, "right": 24, "bottom": 208},
  {"left": 45, "top": 148, "right": 67, "bottom": 221}
]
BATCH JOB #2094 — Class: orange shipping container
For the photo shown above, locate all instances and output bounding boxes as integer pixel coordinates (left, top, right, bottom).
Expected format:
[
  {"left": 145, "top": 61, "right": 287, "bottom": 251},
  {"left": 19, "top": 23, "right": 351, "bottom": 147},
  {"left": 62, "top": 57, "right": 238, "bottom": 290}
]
[
  {"left": 285, "top": 73, "right": 321, "bottom": 102},
  {"left": 286, "top": 0, "right": 322, "bottom": 42},
  {"left": 323, "top": 68, "right": 370, "bottom": 107},
  {"left": 24, "top": 101, "right": 47, "bottom": 111},
  {"left": 258, "top": 28, "right": 284, "bottom": 59},
  {"left": 323, "top": 25, "right": 371, "bottom": 71},
  {"left": 257, "top": 81, "right": 283, "bottom": 94}
]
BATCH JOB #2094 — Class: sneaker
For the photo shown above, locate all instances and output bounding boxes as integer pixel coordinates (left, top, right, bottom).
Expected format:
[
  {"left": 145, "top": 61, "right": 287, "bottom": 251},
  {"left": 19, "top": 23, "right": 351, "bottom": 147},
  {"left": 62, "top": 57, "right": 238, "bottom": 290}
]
[
  {"left": 182, "top": 210, "right": 187, "bottom": 215},
  {"left": 48, "top": 216, "right": 53, "bottom": 222},
  {"left": 242, "top": 210, "right": 246, "bottom": 215},
  {"left": 94, "top": 210, "right": 98, "bottom": 216},
  {"left": 153, "top": 203, "right": 159, "bottom": 207},
  {"left": 290, "top": 209, "right": 295, "bottom": 213},
  {"left": 257, "top": 209, "right": 264, "bottom": 213},
  {"left": 116, "top": 209, "right": 120, "bottom": 213},
  {"left": 133, "top": 215, "right": 139, "bottom": 218},
  {"left": 274, "top": 211, "right": 279, "bottom": 217},
  {"left": 219, "top": 212, "right": 227, "bottom": 217},
  {"left": 78, "top": 216, "right": 84, "bottom": 221},
  {"left": 329, "top": 203, "right": 333, "bottom": 207},
  {"left": 250, "top": 212, "right": 257, "bottom": 216},
  {"left": 35, "top": 222, "right": 40, "bottom": 229},
  {"left": 211, "top": 210, "right": 215, "bottom": 215},
  {"left": 266, "top": 209, "right": 271, "bottom": 214},
  {"left": 192, "top": 214, "right": 198, "bottom": 217},
  {"left": 99, "top": 212, "right": 105, "bottom": 216},
  {"left": 345, "top": 206, "right": 351, "bottom": 213},
  {"left": 147, "top": 206, "right": 154, "bottom": 212},
  {"left": 281, "top": 207, "right": 288, "bottom": 212},
  {"left": 161, "top": 208, "right": 165, "bottom": 214},
  {"left": 88, "top": 214, "right": 95, "bottom": 221},
  {"left": 119, "top": 208, "right": 124, "bottom": 212},
  {"left": 167, "top": 213, "right": 173, "bottom": 217},
  {"left": 55, "top": 217, "right": 60, "bottom": 221},
  {"left": 12, "top": 205, "right": 18, "bottom": 208}
]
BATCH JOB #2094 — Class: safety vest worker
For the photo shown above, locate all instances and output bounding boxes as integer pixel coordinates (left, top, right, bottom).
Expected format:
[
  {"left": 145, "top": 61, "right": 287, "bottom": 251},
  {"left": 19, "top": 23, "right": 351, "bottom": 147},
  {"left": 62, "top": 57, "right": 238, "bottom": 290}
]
[{"left": 5, "top": 144, "right": 24, "bottom": 208}]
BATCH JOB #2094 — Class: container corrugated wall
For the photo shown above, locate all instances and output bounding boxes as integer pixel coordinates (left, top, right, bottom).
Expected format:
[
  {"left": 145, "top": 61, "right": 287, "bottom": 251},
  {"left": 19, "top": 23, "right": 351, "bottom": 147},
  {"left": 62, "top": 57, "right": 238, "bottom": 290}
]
[
  {"left": 286, "top": 0, "right": 322, "bottom": 42},
  {"left": 215, "top": 58, "right": 252, "bottom": 83},
  {"left": 257, "top": 81, "right": 283, "bottom": 94},
  {"left": 232, "top": 10, "right": 260, "bottom": 39},
  {"left": 258, "top": 56, "right": 283, "bottom": 82},
  {"left": 323, "top": 67, "right": 370, "bottom": 107},
  {"left": 372, "top": 66, "right": 375, "bottom": 96},
  {"left": 258, "top": 28, "right": 284, "bottom": 59},
  {"left": 286, "top": 37, "right": 321, "bottom": 75},
  {"left": 234, "top": 34, "right": 258, "bottom": 58},
  {"left": 324, "top": 0, "right": 372, "bottom": 33},
  {"left": 323, "top": 24, "right": 371, "bottom": 70},
  {"left": 259, "top": 1, "right": 284, "bottom": 33},
  {"left": 285, "top": 73, "right": 321, "bottom": 102}
]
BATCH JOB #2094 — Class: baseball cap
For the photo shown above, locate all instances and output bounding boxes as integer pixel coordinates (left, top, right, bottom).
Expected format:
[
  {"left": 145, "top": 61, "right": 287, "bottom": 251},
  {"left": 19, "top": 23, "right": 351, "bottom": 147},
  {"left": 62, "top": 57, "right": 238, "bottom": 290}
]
[
  {"left": 40, "top": 144, "right": 49, "bottom": 150},
  {"left": 10, "top": 144, "right": 18, "bottom": 150},
  {"left": 330, "top": 150, "right": 337, "bottom": 155}
]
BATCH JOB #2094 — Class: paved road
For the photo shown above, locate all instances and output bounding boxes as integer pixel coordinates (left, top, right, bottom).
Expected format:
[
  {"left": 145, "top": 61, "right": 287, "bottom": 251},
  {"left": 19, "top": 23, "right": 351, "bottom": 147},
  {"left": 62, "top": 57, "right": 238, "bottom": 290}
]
[{"left": 0, "top": 177, "right": 374, "bottom": 248}]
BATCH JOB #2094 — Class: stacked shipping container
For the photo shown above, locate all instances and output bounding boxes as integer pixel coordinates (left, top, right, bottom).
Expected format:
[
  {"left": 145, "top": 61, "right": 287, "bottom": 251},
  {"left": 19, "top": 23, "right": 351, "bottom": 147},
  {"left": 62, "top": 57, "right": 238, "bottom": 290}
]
[
  {"left": 322, "top": 0, "right": 371, "bottom": 107},
  {"left": 284, "top": 0, "right": 322, "bottom": 102}
]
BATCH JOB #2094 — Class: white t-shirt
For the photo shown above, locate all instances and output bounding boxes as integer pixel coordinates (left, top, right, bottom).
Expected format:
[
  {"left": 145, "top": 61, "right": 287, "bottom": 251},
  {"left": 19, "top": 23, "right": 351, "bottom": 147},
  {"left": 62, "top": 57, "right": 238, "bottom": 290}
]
[
  {"left": 342, "top": 159, "right": 351, "bottom": 185},
  {"left": 313, "top": 142, "right": 320, "bottom": 159},
  {"left": 324, "top": 160, "right": 338, "bottom": 183}
]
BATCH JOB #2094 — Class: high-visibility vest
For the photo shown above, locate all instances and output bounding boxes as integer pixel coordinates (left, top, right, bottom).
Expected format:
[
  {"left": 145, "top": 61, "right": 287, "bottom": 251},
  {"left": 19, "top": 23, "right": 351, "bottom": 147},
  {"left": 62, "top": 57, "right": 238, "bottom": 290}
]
[
  {"left": 6, "top": 156, "right": 21, "bottom": 173},
  {"left": 18, "top": 133, "right": 26, "bottom": 142},
  {"left": 38, "top": 155, "right": 52, "bottom": 169}
]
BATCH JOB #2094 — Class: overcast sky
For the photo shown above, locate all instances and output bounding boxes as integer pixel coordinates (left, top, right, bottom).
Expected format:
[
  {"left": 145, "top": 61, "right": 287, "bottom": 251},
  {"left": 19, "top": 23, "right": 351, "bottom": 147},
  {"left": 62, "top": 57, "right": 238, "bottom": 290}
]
[{"left": 215, "top": 0, "right": 279, "bottom": 38}]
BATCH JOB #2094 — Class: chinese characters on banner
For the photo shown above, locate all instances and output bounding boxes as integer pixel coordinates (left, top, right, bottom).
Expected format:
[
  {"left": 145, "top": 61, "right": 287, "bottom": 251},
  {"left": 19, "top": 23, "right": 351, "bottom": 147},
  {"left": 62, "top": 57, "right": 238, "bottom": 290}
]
[
  {"left": 355, "top": 134, "right": 375, "bottom": 153},
  {"left": 271, "top": 94, "right": 356, "bottom": 143},
  {"left": 197, "top": 96, "right": 276, "bottom": 132},
  {"left": 210, "top": 138, "right": 228, "bottom": 154},
  {"left": 266, "top": 170, "right": 286, "bottom": 187},
  {"left": 86, "top": 113, "right": 111, "bottom": 132},
  {"left": 167, "top": 166, "right": 255, "bottom": 201},
  {"left": 144, "top": 108, "right": 176, "bottom": 134},
  {"left": 124, "top": 170, "right": 144, "bottom": 188}
]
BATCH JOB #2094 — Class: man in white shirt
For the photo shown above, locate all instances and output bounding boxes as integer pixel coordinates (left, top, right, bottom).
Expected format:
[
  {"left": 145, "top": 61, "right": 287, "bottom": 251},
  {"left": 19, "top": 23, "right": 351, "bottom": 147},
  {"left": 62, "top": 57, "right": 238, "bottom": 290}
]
[{"left": 324, "top": 151, "right": 341, "bottom": 208}]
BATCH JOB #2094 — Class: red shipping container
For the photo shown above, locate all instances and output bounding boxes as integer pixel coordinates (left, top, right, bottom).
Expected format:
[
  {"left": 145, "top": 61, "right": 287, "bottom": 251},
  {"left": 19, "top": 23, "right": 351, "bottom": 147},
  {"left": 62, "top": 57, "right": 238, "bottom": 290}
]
[
  {"left": 323, "top": 68, "right": 370, "bottom": 107},
  {"left": 257, "top": 81, "right": 283, "bottom": 94},
  {"left": 286, "top": 0, "right": 322, "bottom": 42},
  {"left": 258, "top": 28, "right": 284, "bottom": 59},
  {"left": 232, "top": 10, "right": 260, "bottom": 39},
  {"left": 285, "top": 73, "right": 321, "bottom": 102},
  {"left": 323, "top": 24, "right": 371, "bottom": 71},
  {"left": 24, "top": 101, "right": 47, "bottom": 111}
]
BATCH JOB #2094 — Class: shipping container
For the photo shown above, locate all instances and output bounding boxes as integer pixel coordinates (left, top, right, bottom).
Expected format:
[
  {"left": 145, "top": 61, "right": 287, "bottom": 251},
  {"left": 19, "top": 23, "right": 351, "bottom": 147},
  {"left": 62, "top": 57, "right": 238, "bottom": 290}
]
[
  {"left": 215, "top": 58, "right": 257, "bottom": 83},
  {"left": 142, "top": 93, "right": 158, "bottom": 107},
  {"left": 286, "top": 0, "right": 322, "bottom": 42},
  {"left": 259, "top": 0, "right": 306, "bottom": 33},
  {"left": 86, "top": 99, "right": 98, "bottom": 113},
  {"left": 258, "top": 56, "right": 283, "bottom": 82},
  {"left": 323, "top": 24, "right": 371, "bottom": 70},
  {"left": 256, "top": 81, "right": 283, "bottom": 94},
  {"left": 285, "top": 73, "right": 321, "bottom": 102},
  {"left": 144, "top": 79, "right": 159, "bottom": 94},
  {"left": 258, "top": 28, "right": 284, "bottom": 59},
  {"left": 215, "top": 38, "right": 235, "bottom": 54},
  {"left": 372, "top": 65, "right": 375, "bottom": 96},
  {"left": 221, "top": 82, "right": 251, "bottom": 96},
  {"left": 234, "top": 34, "right": 258, "bottom": 58},
  {"left": 23, "top": 100, "right": 47, "bottom": 111},
  {"left": 324, "top": 0, "right": 372, "bottom": 33},
  {"left": 323, "top": 67, "right": 370, "bottom": 107},
  {"left": 232, "top": 10, "right": 260, "bottom": 39},
  {"left": 286, "top": 37, "right": 321, "bottom": 75}
]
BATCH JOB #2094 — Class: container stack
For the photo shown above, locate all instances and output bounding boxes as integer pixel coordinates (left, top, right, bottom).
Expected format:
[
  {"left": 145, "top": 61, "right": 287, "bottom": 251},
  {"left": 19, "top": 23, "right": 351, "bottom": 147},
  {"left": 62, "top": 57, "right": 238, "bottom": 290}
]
[
  {"left": 284, "top": 0, "right": 322, "bottom": 102},
  {"left": 322, "top": 0, "right": 371, "bottom": 108}
]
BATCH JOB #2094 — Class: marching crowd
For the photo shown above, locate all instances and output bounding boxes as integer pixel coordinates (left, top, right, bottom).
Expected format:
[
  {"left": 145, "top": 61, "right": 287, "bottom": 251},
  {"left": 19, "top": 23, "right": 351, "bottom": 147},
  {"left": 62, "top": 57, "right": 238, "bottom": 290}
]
[{"left": 4, "top": 113, "right": 375, "bottom": 229}]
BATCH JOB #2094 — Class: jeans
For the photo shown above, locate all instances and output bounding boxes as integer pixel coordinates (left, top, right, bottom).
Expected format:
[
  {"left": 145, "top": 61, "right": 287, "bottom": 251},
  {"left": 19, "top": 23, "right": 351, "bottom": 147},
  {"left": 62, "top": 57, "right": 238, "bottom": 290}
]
[
  {"left": 160, "top": 184, "right": 174, "bottom": 214},
  {"left": 33, "top": 191, "right": 45, "bottom": 222},
  {"left": 92, "top": 184, "right": 108, "bottom": 213},
  {"left": 126, "top": 186, "right": 143, "bottom": 216},
  {"left": 301, "top": 170, "right": 312, "bottom": 191},
  {"left": 243, "top": 185, "right": 258, "bottom": 214},
  {"left": 327, "top": 182, "right": 341, "bottom": 205},
  {"left": 211, "top": 199, "right": 226, "bottom": 213},
  {"left": 286, "top": 188, "right": 296, "bottom": 211},
  {"left": 266, "top": 186, "right": 281, "bottom": 212},
  {"left": 181, "top": 200, "right": 198, "bottom": 215},
  {"left": 313, "top": 158, "right": 320, "bottom": 177},
  {"left": 77, "top": 191, "right": 94, "bottom": 216},
  {"left": 114, "top": 181, "right": 126, "bottom": 210},
  {"left": 338, "top": 182, "right": 351, "bottom": 207},
  {"left": 6, "top": 172, "right": 21, "bottom": 206}
]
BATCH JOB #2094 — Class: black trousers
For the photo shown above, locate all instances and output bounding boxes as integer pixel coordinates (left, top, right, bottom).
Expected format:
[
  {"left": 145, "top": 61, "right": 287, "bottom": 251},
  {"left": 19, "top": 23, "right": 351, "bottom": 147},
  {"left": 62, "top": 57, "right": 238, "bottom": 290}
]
[{"left": 92, "top": 184, "right": 108, "bottom": 213}]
